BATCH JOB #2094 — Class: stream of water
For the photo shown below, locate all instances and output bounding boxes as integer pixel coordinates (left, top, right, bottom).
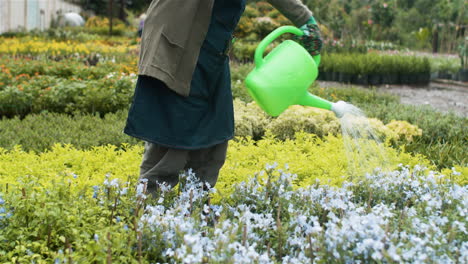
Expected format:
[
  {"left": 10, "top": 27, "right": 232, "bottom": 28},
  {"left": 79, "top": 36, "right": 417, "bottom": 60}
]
[{"left": 332, "top": 101, "right": 391, "bottom": 177}]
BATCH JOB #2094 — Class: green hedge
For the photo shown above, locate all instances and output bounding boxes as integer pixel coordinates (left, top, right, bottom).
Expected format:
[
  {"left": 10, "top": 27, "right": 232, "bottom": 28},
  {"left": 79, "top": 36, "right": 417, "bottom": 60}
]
[
  {"left": 0, "top": 110, "right": 140, "bottom": 151},
  {"left": 318, "top": 53, "right": 431, "bottom": 85}
]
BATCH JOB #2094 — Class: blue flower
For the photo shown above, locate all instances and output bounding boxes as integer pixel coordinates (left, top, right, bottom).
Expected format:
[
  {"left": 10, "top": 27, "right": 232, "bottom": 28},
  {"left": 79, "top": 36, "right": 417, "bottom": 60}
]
[{"left": 92, "top": 186, "right": 99, "bottom": 198}]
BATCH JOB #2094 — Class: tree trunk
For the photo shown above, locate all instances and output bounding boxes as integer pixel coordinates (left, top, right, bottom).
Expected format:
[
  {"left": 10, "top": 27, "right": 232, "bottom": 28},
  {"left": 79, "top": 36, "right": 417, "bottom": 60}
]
[
  {"left": 109, "top": 0, "right": 113, "bottom": 35},
  {"left": 432, "top": 27, "right": 439, "bottom": 53},
  {"left": 119, "top": 0, "right": 126, "bottom": 23}
]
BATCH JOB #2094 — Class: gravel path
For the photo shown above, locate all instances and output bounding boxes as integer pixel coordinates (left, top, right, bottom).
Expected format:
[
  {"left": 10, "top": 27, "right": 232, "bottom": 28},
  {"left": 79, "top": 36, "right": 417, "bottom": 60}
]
[{"left": 318, "top": 80, "right": 468, "bottom": 118}]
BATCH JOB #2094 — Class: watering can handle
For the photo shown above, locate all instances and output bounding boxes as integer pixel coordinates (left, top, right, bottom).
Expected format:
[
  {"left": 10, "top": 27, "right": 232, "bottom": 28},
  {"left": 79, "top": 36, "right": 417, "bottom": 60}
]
[{"left": 254, "top": 26, "right": 321, "bottom": 68}]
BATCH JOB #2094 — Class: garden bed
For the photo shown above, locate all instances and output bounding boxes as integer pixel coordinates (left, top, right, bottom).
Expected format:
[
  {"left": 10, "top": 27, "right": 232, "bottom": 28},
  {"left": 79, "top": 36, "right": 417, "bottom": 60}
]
[{"left": 1, "top": 30, "right": 466, "bottom": 263}]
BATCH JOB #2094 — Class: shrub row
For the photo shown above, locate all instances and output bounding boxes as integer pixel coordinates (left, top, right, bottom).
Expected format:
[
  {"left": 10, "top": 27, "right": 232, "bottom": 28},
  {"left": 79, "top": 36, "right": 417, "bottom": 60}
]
[
  {"left": 318, "top": 53, "right": 432, "bottom": 86},
  {"left": 0, "top": 110, "right": 140, "bottom": 152},
  {"left": 0, "top": 134, "right": 435, "bottom": 197},
  {"left": 0, "top": 103, "right": 422, "bottom": 155},
  {"left": 0, "top": 74, "right": 135, "bottom": 118},
  {"left": 0, "top": 37, "right": 137, "bottom": 57},
  {"left": 233, "top": 99, "right": 422, "bottom": 143},
  {"left": 0, "top": 56, "right": 136, "bottom": 85}
]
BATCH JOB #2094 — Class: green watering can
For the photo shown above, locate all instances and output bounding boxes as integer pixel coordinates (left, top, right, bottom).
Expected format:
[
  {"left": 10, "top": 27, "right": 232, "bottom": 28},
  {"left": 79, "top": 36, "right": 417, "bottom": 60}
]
[{"left": 245, "top": 26, "right": 333, "bottom": 117}]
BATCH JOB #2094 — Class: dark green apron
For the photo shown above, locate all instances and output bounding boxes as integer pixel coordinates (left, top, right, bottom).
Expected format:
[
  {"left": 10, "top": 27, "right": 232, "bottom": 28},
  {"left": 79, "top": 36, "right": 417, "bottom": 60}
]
[{"left": 124, "top": 0, "right": 246, "bottom": 150}]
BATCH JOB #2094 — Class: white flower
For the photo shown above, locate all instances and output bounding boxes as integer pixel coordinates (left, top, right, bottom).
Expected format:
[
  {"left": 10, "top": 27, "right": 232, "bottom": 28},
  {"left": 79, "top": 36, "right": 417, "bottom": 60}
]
[
  {"left": 165, "top": 248, "right": 174, "bottom": 257},
  {"left": 265, "top": 162, "right": 278, "bottom": 170},
  {"left": 387, "top": 244, "right": 401, "bottom": 261},
  {"left": 451, "top": 167, "right": 461, "bottom": 176}
]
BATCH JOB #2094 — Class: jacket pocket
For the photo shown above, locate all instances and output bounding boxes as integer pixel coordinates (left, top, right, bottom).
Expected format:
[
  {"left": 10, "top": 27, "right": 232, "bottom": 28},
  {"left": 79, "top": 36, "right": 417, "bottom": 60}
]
[{"left": 151, "top": 26, "right": 185, "bottom": 78}]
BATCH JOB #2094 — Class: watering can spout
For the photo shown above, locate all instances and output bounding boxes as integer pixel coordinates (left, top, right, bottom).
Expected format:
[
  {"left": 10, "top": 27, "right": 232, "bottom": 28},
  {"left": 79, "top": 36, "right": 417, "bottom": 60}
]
[
  {"left": 297, "top": 92, "right": 333, "bottom": 111},
  {"left": 297, "top": 95, "right": 347, "bottom": 119}
]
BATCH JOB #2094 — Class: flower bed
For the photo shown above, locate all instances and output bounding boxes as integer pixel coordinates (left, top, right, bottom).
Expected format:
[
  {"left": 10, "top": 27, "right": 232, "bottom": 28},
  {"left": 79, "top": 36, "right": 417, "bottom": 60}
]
[
  {"left": 0, "top": 38, "right": 137, "bottom": 57},
  {"left": 0, "top": 163, "right": 465, "bottom": 262},
  {"left": 0, "top": 56, "right": 136, "bottom": 83}
]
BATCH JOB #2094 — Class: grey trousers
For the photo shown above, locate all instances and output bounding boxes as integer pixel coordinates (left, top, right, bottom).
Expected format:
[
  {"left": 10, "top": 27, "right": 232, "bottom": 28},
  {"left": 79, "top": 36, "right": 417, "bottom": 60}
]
[{"left": 139, "top": 141, "right": 228, "bottom": 193}]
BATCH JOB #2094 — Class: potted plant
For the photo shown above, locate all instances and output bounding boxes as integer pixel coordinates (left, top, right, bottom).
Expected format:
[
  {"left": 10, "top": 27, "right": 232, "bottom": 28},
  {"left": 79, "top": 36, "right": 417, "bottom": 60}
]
[
  {"left": 458, "top": 37, "right": 468, "bottom": 82},
  {"left": 337, "top": 54, "right": 354, "bottom": 83},
  {"left": 381, "top": 56, "right": 399, "bottom": 85},
  {"left": 398, "top": 55, "right": 412, "bottom": 85},
  {"left": 408, "top": 56, "right": 421, "bottom": 85},
  {"left": 353, "top": 55, "right": 369, "bottom": 86},
  {"left": 323, "top": 53, "right": 335, "bottom": 81},
  {"left": 328, "top": 53, "right": 341, "bottom": 82},
  {"left": 367, "top": 54, "right": 383, "bottom": 86},
  {"left": 417, "top": 57, "right": 431, "bottom": 85},
  {"left": 318, "top": 54, "right": 328, "bottom": 81},
  {"left": 436, "top": 59, "right": 458, "bottom": 80}
]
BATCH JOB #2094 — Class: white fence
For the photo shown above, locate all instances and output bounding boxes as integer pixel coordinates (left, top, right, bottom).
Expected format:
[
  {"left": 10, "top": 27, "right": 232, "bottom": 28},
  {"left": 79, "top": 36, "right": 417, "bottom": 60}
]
[{"left": 0, "top": 0, "right": 82, "bottom": 34}]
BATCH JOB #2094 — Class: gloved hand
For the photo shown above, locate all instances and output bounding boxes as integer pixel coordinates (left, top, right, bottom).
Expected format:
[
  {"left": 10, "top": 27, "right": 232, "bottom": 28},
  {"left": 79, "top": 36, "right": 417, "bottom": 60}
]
[{"left": 296, "top": 16, "right": 323, "bottom": 56}]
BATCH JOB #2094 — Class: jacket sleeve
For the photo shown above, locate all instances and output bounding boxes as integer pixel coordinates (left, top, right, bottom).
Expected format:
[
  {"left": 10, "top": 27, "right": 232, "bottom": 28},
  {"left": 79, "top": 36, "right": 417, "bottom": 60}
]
[{"left": 266, "top": 0, "right": 312, "bottom": 27}]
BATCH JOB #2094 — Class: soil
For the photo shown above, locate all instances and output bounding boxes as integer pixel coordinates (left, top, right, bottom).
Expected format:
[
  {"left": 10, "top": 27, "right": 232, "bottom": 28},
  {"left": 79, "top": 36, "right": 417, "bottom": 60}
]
[{"left": 318, "top": 80, "right": 468, "bottom": 118}]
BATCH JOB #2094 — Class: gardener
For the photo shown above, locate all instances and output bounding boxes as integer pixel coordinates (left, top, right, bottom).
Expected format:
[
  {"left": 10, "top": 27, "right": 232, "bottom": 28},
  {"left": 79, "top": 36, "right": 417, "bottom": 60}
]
[{"left": 124, "top": 0, "right": 323, "bottom": 196}]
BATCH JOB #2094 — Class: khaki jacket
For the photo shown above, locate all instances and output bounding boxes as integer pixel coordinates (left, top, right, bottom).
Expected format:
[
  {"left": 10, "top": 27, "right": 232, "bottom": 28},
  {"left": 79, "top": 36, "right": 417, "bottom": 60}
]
[{"left": 138, "top": 0, "right": 312, "bottom": 96}]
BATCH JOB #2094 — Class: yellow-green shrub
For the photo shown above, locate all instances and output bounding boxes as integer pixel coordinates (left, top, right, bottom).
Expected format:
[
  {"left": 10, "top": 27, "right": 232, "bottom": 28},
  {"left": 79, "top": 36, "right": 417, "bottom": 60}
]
[
  {"left": 385, "top": 120, "right": 423, "bottom": 142},
  {"left": 219, "top": 132, "right": 434, "bottom": 199},
  {"left": 441, "top": 166, "right": 468, "bottom": 185},
  {"left": 341, "top": 115, "right": 399, "bottom": 142},
  {"left": 85, "top": 16, "right": 125, "bottom": 28},
  {"left": 0, "top": 144, "right": 142, "bottom": 192},
  {"left": 265, "top": 106, "right": 340, "bottom": 140},
  {"left": 233, "top": 102, "right": 423, "bottom": 143},
  {"left": 0, "top": 133, "right": 447, "bottom": 201},
  {"left": 234, "top": 99, "right": 269, "bottom": 139}
]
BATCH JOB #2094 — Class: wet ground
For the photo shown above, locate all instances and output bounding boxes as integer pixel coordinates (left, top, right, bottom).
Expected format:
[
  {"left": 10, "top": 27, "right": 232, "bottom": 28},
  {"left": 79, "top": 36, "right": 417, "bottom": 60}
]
[{"left": 318, "top": 80, "right": 468, "bottom": 118}]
